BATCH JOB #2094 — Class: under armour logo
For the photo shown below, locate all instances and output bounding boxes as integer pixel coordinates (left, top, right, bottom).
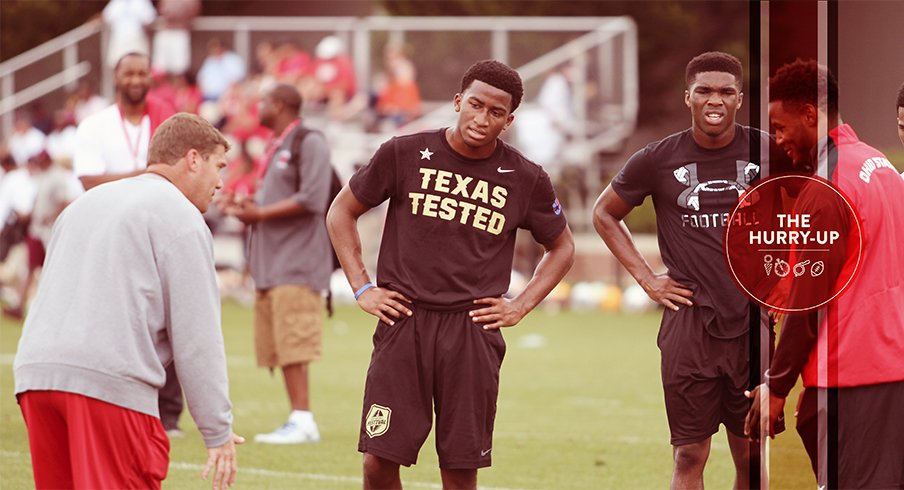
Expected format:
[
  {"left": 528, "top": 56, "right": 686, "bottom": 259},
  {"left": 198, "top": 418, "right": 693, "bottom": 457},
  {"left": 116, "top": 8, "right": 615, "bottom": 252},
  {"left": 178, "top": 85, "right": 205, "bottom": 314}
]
[{"left": 674, "top": 161, "right": 758, "bottom": 211}]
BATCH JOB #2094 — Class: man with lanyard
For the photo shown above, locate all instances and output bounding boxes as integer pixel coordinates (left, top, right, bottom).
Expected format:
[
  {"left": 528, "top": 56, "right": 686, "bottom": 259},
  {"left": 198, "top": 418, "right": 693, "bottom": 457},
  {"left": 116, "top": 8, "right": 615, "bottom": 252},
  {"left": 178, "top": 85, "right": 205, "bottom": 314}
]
[
  {"left": 74, "top": 52, "right": 174, "bottom": 191},
  {"left": 72, "top": 51, "right": 181, "bottom": 435},
  {"left": 225, "top": 84, "right": 333, "bottom": 444},
  {"left": 745, "top": 60, "right": 904, "bottom": 489},
  {"left": 327, "top": 59, "right": 574, "bottom": 489}
]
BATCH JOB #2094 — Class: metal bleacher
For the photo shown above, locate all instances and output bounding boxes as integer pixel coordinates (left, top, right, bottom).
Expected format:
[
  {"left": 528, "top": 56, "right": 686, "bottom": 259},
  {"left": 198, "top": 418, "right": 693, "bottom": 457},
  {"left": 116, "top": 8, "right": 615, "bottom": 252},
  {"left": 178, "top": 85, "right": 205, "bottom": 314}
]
[{"left": 0, "top": 15, "right": 638, "bottom": 229}]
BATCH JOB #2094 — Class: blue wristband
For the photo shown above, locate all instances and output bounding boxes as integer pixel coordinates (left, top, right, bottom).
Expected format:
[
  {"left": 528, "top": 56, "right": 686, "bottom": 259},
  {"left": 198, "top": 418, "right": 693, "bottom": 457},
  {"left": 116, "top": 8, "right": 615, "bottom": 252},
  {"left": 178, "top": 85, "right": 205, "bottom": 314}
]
[{"left": 354, "top": 282, "right": 375, "bottom": 300}]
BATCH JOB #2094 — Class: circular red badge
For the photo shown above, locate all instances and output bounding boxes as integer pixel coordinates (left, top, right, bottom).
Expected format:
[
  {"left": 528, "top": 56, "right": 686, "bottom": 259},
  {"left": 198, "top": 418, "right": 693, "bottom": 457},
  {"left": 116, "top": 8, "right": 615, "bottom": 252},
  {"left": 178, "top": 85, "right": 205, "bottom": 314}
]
[{"left": 724, "top": 174, "right": 861, "bottom": 312}]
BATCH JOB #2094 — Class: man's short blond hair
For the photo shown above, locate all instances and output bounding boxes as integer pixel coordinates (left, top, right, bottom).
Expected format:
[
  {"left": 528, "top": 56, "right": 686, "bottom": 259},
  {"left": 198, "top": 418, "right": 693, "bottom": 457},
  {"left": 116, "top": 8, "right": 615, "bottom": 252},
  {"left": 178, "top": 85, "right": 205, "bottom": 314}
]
[{"left": 148, "top": 113, "right": 230, "bottom": 165}]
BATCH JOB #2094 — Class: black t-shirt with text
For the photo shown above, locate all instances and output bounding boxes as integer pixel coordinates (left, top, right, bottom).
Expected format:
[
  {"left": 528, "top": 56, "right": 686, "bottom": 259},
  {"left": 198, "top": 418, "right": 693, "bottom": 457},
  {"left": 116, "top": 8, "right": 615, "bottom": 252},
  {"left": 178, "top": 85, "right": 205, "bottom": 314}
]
[
  {"left": 612, "top": 125, "right": 789, "bottom": 338},
  {"left": 349, "top": 128, "right": 567, "bottom": 310}
]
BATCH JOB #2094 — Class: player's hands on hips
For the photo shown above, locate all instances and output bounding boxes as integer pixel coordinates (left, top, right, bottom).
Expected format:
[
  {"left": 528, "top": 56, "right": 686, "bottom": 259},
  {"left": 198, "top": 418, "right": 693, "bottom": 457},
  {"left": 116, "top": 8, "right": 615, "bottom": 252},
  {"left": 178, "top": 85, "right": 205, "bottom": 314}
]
[
  {"left": 202, "top": 432, "right": 245, "bottom": 490},
  {"left": 471, "top": 296, "right": 527, "bottom": 330},
  {"left": 357, "top": 286, "right": 413, "bottom": 326},
  {"left": 744, "top": 384, "right": 786, "bottom": 441},
  {"left": 641, "top": 273, "right": 693, "bottom": 311}
]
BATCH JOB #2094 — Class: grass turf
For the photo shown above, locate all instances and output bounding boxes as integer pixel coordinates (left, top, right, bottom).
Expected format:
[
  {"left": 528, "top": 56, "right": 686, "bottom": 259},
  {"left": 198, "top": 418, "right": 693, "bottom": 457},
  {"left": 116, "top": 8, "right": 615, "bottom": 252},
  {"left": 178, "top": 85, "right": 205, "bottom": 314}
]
[{"left": 1, "top": 302, "right": 813, "bottom": 488}]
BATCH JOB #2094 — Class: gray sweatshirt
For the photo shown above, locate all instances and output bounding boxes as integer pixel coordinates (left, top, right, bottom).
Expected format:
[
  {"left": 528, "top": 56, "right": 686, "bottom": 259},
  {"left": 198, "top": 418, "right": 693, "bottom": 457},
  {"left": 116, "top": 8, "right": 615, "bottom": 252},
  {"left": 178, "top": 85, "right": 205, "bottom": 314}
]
[{"left": 14, "top": 173, "right": 233, "bottom": 448}]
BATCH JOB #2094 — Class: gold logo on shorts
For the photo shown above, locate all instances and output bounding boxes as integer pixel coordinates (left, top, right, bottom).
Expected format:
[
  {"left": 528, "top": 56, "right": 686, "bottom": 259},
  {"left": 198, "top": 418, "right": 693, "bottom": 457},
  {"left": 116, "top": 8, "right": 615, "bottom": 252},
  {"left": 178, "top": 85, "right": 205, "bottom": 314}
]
[{"left": 365, "top": 404, "right": 391, "bottom": 438}]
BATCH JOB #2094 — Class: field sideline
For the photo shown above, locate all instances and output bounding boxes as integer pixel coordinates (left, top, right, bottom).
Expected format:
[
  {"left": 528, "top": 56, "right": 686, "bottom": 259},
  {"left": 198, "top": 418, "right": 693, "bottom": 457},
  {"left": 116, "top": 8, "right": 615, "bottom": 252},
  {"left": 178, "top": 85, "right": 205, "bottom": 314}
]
[{"left": 1, "top": 302, "right": 812, "bottom": 489}]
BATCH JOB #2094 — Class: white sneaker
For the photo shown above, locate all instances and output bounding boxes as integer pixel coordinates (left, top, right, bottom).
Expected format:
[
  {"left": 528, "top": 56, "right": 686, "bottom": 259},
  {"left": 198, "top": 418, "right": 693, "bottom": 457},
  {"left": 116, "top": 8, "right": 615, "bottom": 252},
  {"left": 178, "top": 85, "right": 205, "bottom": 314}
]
[{"left": 254, "top": 419, "right": 320, "bottom": 444}]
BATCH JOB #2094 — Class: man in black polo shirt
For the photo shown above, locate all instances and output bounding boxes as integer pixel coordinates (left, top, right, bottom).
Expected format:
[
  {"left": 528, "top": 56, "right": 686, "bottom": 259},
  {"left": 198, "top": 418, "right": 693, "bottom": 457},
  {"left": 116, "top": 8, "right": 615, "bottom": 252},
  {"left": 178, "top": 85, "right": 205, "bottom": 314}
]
[{"left": 327, "top": 59, "right": 574, "bottom": 489}]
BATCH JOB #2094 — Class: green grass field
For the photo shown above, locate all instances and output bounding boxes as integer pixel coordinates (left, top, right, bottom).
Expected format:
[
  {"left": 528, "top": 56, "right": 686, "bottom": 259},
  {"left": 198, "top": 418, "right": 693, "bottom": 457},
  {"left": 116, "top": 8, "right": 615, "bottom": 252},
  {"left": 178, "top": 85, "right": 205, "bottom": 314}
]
[{"left": 1, "top": 302, "right": 814, "bottom": 489}]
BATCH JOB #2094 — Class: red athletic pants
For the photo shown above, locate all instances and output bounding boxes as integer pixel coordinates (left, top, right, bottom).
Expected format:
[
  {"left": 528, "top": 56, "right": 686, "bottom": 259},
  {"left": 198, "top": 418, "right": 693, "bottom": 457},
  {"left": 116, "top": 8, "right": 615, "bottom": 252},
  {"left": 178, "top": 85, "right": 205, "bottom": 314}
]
[{"left": 18, "top": 390, "right": 170, "bottom": 489}]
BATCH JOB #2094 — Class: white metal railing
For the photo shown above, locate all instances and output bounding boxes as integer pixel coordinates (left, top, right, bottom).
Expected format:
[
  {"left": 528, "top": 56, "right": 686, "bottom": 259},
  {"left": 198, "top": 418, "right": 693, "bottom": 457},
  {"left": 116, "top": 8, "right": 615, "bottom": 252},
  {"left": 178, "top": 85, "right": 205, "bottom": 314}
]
[
  {"left": 1, "top": 15, "right": 637, "bottom": 171},
  {"left": 0, "top": 19, "right": 102, "bottom": 136}
]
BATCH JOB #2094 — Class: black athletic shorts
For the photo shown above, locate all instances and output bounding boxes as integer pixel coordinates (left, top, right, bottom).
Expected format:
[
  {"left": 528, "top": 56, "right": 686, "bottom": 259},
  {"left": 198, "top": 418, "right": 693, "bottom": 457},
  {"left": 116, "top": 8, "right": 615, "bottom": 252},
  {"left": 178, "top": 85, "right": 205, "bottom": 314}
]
[
  {"left": 796, "top": 380, "right": 904, "bottom": 489},
  {"left": 357, "top": 306, "right": 506, "bottom": 469},
  {"left": 658, "top": 306, "right": 751, "bottom": 446}
]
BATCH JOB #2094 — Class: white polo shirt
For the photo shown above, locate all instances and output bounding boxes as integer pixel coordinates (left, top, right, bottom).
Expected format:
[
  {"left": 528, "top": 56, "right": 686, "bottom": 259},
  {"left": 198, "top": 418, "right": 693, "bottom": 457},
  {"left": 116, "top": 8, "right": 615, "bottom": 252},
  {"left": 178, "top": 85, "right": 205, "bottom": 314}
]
[{"left": 73, "top": 104, "right": 150, "bottom": 179}]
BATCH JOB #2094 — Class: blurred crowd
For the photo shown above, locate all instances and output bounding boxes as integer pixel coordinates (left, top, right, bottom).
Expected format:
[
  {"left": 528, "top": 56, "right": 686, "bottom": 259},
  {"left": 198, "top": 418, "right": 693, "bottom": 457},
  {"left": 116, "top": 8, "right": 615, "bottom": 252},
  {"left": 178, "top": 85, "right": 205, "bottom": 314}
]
[
  {"left": 0, "top": 0, "right": 426, "bottom": 317},
  {"left": 1, "top": 0, "right": 595, "bottom": 319}
]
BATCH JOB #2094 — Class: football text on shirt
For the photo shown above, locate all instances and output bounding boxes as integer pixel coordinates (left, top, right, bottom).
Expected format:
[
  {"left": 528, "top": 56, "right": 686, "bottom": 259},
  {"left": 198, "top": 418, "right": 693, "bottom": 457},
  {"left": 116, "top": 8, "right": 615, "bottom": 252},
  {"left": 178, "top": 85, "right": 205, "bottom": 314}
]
[{"left": 409, "top": 167, "right": 509, "bottom": 235}]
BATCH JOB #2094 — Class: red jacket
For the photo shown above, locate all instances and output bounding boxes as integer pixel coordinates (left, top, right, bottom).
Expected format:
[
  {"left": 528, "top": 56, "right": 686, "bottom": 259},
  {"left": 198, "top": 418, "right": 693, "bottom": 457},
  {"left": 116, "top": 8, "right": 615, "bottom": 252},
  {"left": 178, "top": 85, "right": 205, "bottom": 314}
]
[
  {"left": 801, "top": 124, "right": 904, "bottom": 388},
  {"left": 768, "top": 124, "right": 904, "bottom": 394}
]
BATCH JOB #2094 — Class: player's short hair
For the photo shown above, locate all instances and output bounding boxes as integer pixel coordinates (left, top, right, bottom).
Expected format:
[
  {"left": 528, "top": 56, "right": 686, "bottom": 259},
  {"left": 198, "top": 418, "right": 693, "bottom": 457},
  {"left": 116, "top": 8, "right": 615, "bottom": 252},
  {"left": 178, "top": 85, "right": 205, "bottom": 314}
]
[
  {"left": 686, "top": 51, "right": 743, "bottom": 87},
  {"left": 268, "top": 83, "right": 303, "bottom": 115},
  {"left": 897, "top": 82, "right": 904, "bottom": 109},
  {"left": 148, "top": 113, "right": 230, "bottom": 165},
  {"left": 769, "top": 59, "right": 838, "bottom": 117},
  {"left": 114, "top": 52, "right": 150, "bottom": 73},
  {"left": 460, "top": 60, "right": 524, "bottom": 113}
]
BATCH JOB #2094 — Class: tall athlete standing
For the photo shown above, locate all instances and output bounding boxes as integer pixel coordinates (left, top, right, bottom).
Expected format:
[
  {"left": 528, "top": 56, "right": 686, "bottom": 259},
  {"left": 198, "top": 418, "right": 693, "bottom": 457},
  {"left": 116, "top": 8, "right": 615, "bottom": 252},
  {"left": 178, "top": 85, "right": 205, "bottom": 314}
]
[
  {"left": 327, "top": 59, "right": 574, "bottom": 489},
  {"left": 592, "top": 52, "right": 789, "bottom": 489}
]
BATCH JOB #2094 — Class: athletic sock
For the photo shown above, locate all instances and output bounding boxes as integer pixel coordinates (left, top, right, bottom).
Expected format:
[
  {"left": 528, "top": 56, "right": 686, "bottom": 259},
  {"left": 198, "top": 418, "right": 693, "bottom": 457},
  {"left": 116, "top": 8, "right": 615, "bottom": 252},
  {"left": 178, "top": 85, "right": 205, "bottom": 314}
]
[{"left": 289, "top": 410, "right": 314, "bottom": 424}]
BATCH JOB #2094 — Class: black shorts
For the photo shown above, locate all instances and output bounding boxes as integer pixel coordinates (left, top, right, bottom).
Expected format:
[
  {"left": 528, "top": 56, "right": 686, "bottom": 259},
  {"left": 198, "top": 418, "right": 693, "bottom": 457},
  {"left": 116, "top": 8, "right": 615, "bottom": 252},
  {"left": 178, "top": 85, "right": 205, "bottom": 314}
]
[
  {"left": 658, "top": 306, "right": 751, "bottom": 446},
  {"left": 796, "top": 380, "right": 904, "bottom": 489},
  {"left": 357, "top": 307, "right": 506, "bottom": 469}
]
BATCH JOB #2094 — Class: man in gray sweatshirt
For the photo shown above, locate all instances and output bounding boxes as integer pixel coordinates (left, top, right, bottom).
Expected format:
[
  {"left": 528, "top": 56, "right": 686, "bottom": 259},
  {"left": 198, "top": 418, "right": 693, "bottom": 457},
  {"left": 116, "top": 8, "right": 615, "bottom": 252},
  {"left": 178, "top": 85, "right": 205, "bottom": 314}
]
[{"left": 13, "top": 113, "right": 243, "bottom": 490}]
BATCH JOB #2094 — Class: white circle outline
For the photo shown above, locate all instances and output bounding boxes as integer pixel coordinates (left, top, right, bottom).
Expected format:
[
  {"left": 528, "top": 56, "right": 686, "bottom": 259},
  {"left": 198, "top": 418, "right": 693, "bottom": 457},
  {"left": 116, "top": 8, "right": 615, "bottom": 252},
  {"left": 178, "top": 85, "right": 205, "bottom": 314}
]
[{"left": 724, "top": 174, "right": 863, "bottom": 313}]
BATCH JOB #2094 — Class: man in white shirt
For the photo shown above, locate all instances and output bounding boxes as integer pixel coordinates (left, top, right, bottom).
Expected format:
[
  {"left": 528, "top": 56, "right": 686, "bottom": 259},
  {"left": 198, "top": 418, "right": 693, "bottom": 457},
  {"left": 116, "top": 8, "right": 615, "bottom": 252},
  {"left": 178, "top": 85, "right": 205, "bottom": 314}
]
[
  {"left": 102, "top": 0, "right": 156, "bottom": 68},
  {"left": 73, "top": 52, "right": 174, "bottom": 191},
  {"left": 7, "top": 113, "right": 46, "bottom": 166}
]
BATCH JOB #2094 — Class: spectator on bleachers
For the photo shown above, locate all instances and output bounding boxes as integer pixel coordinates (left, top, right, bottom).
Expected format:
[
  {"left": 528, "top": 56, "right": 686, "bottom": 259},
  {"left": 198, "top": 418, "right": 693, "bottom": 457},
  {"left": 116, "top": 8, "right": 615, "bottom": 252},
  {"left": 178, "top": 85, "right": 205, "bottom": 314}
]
[
  {"left": 219, "top": 83, "right": 267, "bottom": 143},
  {"left": 275, "top": 40, "right": 312, "bottom": 85},
  {"left": 28, "top": 102, "right": 53, "bottom": 135},
  {"left": 0, "top": 154, "right": 37, "bottom": 292},
  {"left": 250, "top": 41, "right": 281, "bottom": 95},
  {"left": 198, "top": 38, "right": 247, "bottom": 101},
  {"left": 66, "top": 81, "right": 109, "bottom": 124},
  {"left": 301, "top": 35, "right": 356, "bottom": 120},
  {"left": 151, "top": 0, "right": 200, "bottom": 76},
  {"left": 7, "top": 112, "right": 46, "bottom": 166},
  {"left": 374, "top": 42, "right": 421, "bottom": 128},
  {"left": 222, "top": 142, "right": 259, "bottom": 200},
  {"left": 102, "top": 0, "right": 156, "bottom": 68},
  {"left": 150, "top": 72, "right": 202, "bottom": 115},
  {"left": 3, "top": 151, "right": 81, "bottom": 319},
  {"left": 45, "top": 111, "right": 78, "bottom": 165}
]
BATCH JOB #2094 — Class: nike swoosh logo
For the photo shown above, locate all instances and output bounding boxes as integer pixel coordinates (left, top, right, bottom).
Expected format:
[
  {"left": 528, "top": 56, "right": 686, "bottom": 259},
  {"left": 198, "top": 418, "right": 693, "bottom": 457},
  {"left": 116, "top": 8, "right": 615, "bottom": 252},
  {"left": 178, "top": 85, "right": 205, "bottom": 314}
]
[
  {"left": 481, "top": 448, "right": 492, "bottom": 456},
  {"left": 497, "top": 167, "right": 515, "bottom": 173}
]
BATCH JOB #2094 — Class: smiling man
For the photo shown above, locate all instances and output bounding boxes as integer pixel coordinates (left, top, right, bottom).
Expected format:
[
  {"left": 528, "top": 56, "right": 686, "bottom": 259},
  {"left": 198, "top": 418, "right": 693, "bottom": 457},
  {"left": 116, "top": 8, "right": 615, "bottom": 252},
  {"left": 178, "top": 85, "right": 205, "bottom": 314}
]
[
  {"left": 592, "top": 52, "right": 790, "bottom": 489},
  {"left": 745, "top": 59, "right": 904, "bottom": 490},
  {"left": 327, "top": 59, "right": 574, "bottom": 489},
  {"left": 73, "top": 52, "right": 175, "bottom": 191}
]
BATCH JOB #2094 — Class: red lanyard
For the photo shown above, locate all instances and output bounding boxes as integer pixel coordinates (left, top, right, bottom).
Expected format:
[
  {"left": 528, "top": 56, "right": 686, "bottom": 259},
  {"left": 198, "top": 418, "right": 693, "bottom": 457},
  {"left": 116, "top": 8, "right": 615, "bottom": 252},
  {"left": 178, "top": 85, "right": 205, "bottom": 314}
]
[
  {"left": 258, "top": 119, "right": 300, "bottom": 179},
  {"left": 119, "top": 107, "right": 146, "bottom": 169}
]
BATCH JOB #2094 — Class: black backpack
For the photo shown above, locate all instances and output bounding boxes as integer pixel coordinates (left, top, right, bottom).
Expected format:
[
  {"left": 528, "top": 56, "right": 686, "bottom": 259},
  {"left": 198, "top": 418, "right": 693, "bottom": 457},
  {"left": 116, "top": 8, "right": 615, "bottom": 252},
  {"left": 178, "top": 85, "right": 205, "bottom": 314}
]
[{"left": 289, "top": 126, "right": 344, "bottom": 316}]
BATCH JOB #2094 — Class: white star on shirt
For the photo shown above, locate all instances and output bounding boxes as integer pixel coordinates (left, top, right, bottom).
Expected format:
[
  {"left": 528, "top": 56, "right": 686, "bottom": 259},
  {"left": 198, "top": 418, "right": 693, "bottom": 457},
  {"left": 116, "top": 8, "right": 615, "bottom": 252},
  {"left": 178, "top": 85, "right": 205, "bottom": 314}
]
[{"left": 420, "top": 148, "right": 433, "bottom": 160}]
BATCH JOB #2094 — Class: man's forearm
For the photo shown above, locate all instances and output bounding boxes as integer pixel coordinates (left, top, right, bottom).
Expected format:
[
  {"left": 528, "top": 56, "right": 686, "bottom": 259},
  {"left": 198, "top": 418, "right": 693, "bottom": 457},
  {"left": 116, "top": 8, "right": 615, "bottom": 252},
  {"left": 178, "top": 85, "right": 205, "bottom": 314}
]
[
  {"left": 592, "top": 212, "right": 656, "bottom": 287},
  {"left": 259, "top": 198, "right": 307, "bottom": 221},
  {"left": 326, "top": 205, "right": 370, "bottom": 291},
  {"left": 513, "top": 228, "right": 575, "bottom": 313},
  {"left": 767, "top": 310, "right": 819, "bottom": 397}
]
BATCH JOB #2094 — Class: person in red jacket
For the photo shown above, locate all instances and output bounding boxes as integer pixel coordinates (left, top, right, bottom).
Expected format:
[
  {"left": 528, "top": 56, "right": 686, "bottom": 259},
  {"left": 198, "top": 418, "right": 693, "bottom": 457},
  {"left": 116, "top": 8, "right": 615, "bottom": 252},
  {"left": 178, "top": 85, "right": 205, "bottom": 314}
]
[{"left": 745, "top": 59, "right": 904, "bottom": 489}]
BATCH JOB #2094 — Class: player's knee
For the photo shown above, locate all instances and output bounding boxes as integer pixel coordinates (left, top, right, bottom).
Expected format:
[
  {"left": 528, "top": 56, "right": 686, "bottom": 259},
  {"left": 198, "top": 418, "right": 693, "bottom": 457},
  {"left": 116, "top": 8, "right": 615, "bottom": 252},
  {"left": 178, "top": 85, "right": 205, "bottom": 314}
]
[
  {"left": 673, "top": 445, "right": 708, "bottom": 472},
  {"left": 363, "top": 453, "right": 399, "bottom": 482}
]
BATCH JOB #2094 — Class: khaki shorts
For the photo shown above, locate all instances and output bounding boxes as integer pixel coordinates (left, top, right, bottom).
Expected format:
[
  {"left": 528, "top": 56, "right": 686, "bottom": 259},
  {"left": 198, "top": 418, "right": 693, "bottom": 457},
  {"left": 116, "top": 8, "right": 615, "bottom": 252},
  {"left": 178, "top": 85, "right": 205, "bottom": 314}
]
[{"left": 255, "top": 285, "right": 322, "bottom": 367}]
